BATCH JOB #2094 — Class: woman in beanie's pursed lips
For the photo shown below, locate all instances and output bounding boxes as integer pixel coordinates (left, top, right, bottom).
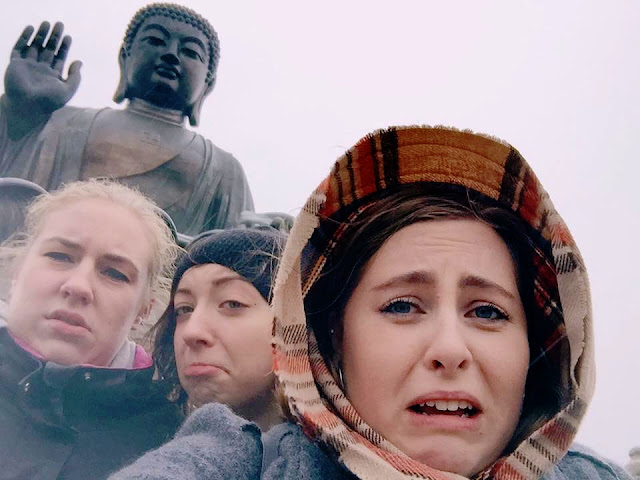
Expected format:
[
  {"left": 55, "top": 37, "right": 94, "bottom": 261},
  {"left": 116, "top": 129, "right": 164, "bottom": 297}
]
[{"left": 152, "top": 227, "right": 286, "bottom": 431}]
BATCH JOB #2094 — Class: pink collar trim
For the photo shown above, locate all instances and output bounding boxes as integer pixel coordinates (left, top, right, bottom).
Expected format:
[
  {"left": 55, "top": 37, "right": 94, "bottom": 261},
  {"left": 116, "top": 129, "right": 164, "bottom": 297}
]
[
  {"left": 8, "top": 329, "right": 152, "bottom": 370},
  {"left": 133, "top": 345, "right": 153, "bottom": 369},
  {"left": 9, "top": 331, "right": 45, "bottom": 360}
]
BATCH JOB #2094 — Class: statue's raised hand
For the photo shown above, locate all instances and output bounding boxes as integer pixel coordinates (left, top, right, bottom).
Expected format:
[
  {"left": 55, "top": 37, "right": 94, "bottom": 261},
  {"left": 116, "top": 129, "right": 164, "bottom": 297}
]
[{"left": 5, "top": 21, "right": 81, "bottom": 115}]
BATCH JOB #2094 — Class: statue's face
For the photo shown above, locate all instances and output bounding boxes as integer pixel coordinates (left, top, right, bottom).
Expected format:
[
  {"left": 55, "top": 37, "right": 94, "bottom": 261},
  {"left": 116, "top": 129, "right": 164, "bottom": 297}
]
[{"left": 124, "top": 15, "right": 210, "bottom": 112}]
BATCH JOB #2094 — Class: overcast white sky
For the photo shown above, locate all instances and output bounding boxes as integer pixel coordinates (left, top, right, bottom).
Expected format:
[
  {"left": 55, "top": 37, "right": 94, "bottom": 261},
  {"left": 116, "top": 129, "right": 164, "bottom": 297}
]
[{"left": 1, "top": 0, "right": 638, "bottom": 467}]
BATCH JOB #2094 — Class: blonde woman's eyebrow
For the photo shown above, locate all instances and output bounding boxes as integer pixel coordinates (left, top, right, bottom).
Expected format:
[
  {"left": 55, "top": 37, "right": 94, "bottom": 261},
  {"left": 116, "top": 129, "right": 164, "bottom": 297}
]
[
  {"left": 42, "top": 236, "right": 140, "bottom": 276},
  {"left": 101, "top": 253, "right": 140, "bottom": 276},
  {"left": 41, "top": 236, "right": 82, "bottom": 250}
]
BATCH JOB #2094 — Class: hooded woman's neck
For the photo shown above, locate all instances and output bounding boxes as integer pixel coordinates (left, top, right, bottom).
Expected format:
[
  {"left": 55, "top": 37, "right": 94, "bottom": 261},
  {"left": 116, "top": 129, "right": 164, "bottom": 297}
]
[{"left": 234, "top": 389, "right": 282, "bottom": 432}]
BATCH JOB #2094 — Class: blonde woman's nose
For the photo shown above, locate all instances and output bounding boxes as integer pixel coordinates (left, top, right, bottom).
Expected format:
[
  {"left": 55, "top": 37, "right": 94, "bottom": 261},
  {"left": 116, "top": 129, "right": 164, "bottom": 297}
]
[{"left": 59, "top": 263, "right": 95, "bottom": 305}]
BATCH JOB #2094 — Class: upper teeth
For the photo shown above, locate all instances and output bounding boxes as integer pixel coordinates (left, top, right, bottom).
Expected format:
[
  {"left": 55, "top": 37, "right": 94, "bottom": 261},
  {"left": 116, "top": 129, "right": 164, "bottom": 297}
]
[{"left": 418, "top": 400, "right": 473, "bottom": 411}]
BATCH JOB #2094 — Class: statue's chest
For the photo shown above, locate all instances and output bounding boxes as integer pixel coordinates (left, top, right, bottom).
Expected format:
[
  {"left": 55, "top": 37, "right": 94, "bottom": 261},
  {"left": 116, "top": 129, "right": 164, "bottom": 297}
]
[
  {"left": 82, "top": 111, "right": 204, "bottom": 179},
  {"left": 81, "top": 111, "right": 206, "bottom": 210}
]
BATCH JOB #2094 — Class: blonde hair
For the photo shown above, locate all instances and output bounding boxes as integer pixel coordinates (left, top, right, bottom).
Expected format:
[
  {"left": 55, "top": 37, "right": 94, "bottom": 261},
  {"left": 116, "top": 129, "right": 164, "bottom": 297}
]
[{"left": 1, "top": 179, "right": 180, "bottom": 309}]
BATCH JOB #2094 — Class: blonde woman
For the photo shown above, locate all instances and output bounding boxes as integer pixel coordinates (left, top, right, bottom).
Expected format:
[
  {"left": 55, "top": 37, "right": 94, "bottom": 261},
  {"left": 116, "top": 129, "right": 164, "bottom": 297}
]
[{"left": 0, "top": 179, "right": 183, "bottom": 479}]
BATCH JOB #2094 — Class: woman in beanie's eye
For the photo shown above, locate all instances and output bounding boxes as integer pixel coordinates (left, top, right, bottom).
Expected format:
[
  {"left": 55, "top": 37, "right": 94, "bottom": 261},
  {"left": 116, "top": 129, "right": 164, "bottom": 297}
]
[{"left": 152, "top": 227, "right": 286, "bottom": 431}]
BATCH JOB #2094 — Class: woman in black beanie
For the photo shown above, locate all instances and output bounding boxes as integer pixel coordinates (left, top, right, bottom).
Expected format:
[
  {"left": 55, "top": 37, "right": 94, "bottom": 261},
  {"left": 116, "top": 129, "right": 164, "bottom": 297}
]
[{"left": 152, "top": 227, "right": 286, "bottom": 431}]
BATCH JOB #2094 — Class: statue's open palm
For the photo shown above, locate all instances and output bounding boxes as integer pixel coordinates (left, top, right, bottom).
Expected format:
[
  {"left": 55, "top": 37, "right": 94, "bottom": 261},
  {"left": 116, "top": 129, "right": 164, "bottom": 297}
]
[{"left": 5, "top": 21, "right": 81, "bottom": 114}]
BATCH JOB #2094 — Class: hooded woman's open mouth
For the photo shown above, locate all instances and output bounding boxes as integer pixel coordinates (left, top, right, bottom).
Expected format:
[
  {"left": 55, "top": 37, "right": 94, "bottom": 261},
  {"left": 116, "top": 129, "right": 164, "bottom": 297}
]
[{"left": 408, "top": 399, "right": 480, "bottom": 418}]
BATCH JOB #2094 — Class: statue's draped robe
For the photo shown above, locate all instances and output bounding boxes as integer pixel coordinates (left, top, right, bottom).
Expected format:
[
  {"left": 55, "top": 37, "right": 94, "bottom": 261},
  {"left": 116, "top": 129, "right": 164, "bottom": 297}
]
[{"left": 0, "top": 98, "right": 254, "bottom": 236}]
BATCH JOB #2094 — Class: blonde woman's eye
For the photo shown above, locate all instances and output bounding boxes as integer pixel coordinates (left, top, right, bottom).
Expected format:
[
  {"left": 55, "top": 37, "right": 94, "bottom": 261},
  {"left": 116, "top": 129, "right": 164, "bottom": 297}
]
[
  {"left": 104, "top": 268, "right": 129, "bottom": 283},
  {"left": 45, "top": 251, "right": 71, "bottom": 262}
]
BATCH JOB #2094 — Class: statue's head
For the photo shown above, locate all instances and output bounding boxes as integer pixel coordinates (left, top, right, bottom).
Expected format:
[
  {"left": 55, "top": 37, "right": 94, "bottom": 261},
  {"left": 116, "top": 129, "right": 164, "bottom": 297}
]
[{"left": 114, "top": 3, "right": 220, "bottom": 126}]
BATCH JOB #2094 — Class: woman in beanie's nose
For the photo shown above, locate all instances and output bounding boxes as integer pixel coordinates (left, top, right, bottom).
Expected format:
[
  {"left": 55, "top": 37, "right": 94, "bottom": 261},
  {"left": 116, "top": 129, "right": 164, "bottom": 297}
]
[{"left": 152, "top": 227, "right": 287, "bottom": 431}]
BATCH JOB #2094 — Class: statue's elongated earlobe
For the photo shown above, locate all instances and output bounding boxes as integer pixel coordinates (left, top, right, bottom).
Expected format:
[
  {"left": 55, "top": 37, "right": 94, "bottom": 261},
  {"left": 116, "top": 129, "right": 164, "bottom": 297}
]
[
  {"left": 187, "top": 99, "right": 202, "bottom": 126},
  {"left": 187, "top": 80, "right": 215, "bottom": 127},
  {"left": 113, "top": 47, "right": 128, "bottom": 104}
]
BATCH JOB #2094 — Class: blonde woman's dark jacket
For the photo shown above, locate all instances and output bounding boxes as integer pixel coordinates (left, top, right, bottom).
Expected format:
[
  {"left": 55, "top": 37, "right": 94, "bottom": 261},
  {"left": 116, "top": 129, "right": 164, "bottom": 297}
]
[{"left": 0, "top": 324, "right": 183, "bottom": 479}]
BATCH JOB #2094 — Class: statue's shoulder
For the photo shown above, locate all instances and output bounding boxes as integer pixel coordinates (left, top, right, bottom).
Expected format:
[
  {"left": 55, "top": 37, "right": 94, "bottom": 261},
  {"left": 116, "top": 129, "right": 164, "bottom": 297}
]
[
  {"left": 202, "top": 137, "right": 242, "bottom": 166},
  {"left": 49, "top": 105, "right": 104, "bottom": 125}
]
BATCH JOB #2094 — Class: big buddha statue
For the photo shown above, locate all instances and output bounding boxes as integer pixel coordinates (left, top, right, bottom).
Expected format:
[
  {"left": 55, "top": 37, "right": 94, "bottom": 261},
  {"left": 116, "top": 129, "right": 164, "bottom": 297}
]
[{"left": 0, "top": 3, "right": 254, "bottom": 235}]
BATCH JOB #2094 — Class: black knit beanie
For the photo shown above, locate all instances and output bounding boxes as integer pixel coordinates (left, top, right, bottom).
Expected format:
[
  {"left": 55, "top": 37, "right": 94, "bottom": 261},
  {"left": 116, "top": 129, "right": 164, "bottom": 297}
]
[{"left": 172, "top": 227, "right": 287, "bottom": 302}]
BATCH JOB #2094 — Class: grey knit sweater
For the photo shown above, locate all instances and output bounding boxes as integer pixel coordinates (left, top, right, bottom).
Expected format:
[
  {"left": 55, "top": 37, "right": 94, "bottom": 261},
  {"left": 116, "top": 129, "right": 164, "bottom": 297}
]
[{"left": 110, "top": 403, "right": 631, "bottom": 480}]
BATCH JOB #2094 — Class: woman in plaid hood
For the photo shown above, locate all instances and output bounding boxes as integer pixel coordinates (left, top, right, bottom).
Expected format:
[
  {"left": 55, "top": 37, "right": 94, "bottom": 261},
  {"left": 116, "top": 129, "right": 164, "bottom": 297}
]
[{"left": 112, "top": 126, "right": 630, "bottom": 480}]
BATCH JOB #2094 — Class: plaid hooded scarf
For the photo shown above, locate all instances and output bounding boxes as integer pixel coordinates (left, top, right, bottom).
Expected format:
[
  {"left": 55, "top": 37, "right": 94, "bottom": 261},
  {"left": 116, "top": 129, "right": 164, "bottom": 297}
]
[{"left": 272, "top": 126, "right": 594, "bottom": 480}]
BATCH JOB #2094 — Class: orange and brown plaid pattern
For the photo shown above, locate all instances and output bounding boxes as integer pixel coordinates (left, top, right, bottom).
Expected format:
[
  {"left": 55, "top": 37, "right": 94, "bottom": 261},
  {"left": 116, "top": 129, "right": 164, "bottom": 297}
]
[{"left": 272, "top": 126, "right": 594, "bottom": 480}]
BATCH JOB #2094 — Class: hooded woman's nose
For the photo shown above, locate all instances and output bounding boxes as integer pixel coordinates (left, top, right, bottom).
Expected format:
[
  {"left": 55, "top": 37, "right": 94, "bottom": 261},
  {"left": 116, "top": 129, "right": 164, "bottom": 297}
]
[{"left": 422, "top": 311, "right": 473, "bottom": 373}]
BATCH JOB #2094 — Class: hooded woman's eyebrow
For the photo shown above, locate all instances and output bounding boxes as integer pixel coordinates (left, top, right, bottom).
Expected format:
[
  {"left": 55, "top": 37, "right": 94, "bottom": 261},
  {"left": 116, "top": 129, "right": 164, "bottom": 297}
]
[
  {"left": 371, "top": 271, "right": 435, "bottom": 291},
  {"left": 460, "top": 275, "right": 517, "bottom": 300}
]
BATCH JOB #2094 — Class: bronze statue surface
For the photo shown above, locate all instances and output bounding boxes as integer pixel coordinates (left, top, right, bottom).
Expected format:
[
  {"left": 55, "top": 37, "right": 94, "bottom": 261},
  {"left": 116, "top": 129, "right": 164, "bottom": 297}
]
[{"left": 0, "top": 4, "right": 254, "bottom": 236}]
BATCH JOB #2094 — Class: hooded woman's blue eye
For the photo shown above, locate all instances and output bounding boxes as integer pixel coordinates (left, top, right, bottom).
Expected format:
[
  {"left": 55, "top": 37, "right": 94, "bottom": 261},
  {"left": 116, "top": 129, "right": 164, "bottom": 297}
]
[
  {"left": 470, "top": 304, "right": 508, "bottom": 321},
  {"left": 381, "top": 298, "right": 421, "bottom": 315}
]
